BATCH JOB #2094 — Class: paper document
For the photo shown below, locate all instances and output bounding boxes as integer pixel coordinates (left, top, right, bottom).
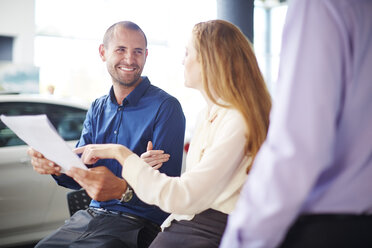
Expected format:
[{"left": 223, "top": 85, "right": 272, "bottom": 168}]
[{"left": 0, "top": 114, "right": 87, "bottom": 172}]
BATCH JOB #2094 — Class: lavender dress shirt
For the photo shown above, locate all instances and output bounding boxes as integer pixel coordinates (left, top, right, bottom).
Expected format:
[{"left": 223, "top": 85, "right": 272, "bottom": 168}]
[{"left": 221, "top": 0, "right": 372, "bottom": 247}]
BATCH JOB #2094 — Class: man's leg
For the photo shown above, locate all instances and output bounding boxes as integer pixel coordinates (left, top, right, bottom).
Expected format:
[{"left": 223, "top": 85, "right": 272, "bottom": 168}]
[
  {"left": 35, "top": 210, "right": 92, "bottom": 248},
  {"left": 137, "top": 221, "right": 161, "bottom": 248},
  {"left": 70, "top": 208, "right": 160, "bottom": 248},
  {"left": 37, "top": 207, "right": 160, "bottom": 248}
]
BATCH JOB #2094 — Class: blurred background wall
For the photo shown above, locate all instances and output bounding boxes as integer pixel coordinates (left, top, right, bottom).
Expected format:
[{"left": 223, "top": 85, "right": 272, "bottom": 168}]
[{"left": 0, "top": 0, "right": 287, "bottom": 139}]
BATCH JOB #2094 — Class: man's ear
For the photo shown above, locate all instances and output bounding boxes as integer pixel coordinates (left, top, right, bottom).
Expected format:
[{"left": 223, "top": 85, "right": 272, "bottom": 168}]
[
  {"left": 145, "top": 49, "right": 148, "bottom": 59},
  {"left": 99, "top": 44, "right": 106, "bottom": 62}
]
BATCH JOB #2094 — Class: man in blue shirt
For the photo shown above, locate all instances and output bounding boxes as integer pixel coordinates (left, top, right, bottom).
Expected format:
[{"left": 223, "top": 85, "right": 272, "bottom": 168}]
[{"left": 28, "top": 21, "right": 185, "bottom": 248}]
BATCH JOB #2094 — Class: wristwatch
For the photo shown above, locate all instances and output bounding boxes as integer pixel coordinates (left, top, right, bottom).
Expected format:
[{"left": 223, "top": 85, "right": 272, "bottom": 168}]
[{"left": 120, "top": 185, "right": 133, "bottom": 203}]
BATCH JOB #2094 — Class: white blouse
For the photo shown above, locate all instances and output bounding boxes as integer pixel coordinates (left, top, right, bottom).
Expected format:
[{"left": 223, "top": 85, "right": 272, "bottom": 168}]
[{"left": 122, "top": 103, "right": 251, "bottom": 228}]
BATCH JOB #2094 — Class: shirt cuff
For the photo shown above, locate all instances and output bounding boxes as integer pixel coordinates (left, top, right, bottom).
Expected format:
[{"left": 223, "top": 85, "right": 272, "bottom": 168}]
[{"left": 121, "top": 153, "right": 146, "bottom": 188}]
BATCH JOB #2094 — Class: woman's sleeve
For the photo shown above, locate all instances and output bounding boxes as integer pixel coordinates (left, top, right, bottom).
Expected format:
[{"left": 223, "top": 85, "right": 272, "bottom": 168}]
[{"left": 122, "top": 111, "right": 247, "bottom": 214}]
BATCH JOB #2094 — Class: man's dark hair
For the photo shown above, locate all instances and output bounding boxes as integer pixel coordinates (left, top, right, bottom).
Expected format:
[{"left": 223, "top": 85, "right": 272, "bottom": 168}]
[{"left": 103, "top": 21, "right": 147, "bottom": 48}]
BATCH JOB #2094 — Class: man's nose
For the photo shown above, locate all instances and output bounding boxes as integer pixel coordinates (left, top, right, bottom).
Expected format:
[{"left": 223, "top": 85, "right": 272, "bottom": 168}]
[{"left": 123, "top": 52, "right": 134, "bottom": 64}]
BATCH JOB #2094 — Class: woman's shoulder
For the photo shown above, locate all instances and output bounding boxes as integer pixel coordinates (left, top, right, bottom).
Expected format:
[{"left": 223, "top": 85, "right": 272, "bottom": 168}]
[
  {"left": 216, "top": 107, "right": 247, "bottom": 132},
  {"left": 218, "top": 106, "right": 244, "bottom": 121}
]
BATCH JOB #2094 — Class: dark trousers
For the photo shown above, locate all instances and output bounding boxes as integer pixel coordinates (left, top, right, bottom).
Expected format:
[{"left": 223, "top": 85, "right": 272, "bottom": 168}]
[
  {"left": 278, "top": 214, "right": 372, "bottom": 248},
  {"left": 35, "top": 208, "right": 160, "bottom": 248},
  {"left": 150, "top": 209, "right": 227, "bottom": 248}
]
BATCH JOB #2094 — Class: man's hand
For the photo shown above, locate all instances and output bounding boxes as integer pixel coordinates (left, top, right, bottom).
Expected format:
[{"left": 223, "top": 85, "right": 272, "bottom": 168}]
[
  {"left": 140, "top": 141, "right": 170, "bottom": 170},
  {"left": 27, "top": 147, "right": 62, "bottom": 176},
  {"left": 66, "top": 166, "right": 126, "bottom": 201}
]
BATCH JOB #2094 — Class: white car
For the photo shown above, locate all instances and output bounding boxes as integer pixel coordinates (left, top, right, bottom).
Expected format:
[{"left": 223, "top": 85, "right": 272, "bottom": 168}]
[{"left": 0, "top": 94, "right": 89, "bottom": 247}]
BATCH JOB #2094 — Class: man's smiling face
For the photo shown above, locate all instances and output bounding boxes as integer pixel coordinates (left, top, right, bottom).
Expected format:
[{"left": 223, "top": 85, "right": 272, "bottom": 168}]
[{"left": 101, "top": 26, "right": 148, "bottom": 88}]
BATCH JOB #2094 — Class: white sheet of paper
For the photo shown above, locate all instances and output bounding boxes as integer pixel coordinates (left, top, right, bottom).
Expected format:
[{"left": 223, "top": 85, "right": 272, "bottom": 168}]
[{"left": 0, "top": 114, "right": 87, "bottom": 173}]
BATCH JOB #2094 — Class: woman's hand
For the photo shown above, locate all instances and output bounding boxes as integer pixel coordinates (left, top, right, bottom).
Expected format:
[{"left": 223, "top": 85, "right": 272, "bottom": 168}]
[
  {"left": 74, "top": 144, "right": 133, "bottom": 166},
  {"left": 140, "top": 141, "right": 170, "bottom": 170}
]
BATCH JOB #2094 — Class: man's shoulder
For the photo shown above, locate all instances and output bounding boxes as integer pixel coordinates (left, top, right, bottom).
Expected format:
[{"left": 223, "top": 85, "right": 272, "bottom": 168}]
[
  {"left": 92, "top": 93, "right": 110, "bottom": 106},
  {"left": 87, "top": 94, "right": 111, "bottom": 115},
  {"left": 144, "top": 84, "right": 180, "bottom": 105}
]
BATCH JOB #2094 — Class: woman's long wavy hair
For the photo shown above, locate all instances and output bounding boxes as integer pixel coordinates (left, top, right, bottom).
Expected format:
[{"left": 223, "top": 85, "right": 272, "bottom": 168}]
[{"left": 192, "top": 20, "right": 272, "bottom": 172}]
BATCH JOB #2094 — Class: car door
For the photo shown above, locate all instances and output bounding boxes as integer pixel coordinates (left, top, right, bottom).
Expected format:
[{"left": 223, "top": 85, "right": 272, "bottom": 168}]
[{"left": 0, "top": 101, "right": 87, "bottom": 246}]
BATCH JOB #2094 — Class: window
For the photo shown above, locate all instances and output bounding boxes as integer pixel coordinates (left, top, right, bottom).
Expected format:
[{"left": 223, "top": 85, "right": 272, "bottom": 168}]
[
  {"left": 0, "top": 36, "right": 13, "bottom": 61},
  {"left": 254, "top": 2, "right": 288, "bottom": 91},
  {"left": 0, "top": 102, "right": 87, "bottom": 147}
]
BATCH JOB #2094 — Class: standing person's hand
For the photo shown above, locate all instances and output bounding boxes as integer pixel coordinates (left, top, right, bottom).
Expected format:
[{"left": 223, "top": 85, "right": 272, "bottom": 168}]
[{"left": 27, "top": 147, "right": 62, "bottom": 176}]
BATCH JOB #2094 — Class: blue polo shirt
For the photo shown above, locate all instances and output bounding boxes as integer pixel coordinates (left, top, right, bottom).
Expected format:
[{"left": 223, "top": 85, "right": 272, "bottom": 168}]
[{"left": 54, "top": 77, "right": 185, "bottom": 225}]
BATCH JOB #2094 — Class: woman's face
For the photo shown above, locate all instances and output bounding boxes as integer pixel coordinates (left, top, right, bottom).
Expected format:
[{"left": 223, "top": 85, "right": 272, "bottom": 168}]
[{"left": 183, "top": 36, "right": 202, "bottom": 90}]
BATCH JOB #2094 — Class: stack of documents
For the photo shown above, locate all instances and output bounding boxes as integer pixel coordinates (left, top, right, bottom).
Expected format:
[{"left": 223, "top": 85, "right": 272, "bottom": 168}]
[{"left": 0, "top": 114, "right": 87, "bottom": 173}]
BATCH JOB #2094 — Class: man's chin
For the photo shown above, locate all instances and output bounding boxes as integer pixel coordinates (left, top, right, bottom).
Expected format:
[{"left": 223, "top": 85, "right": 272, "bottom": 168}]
[{"left": 118, "top": 77, "right": 141, "bottom": 88}]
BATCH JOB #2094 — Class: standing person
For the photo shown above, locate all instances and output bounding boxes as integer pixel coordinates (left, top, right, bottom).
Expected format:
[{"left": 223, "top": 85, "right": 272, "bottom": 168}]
[
  {"left": 221, "top": 0, "right": 372, "bottom": 247},
  {"left": 71, "top": 20, "right": 271, "bottom": 248},
  {"left": 28, "top": 21, "right": 185, "bottom": 248}
]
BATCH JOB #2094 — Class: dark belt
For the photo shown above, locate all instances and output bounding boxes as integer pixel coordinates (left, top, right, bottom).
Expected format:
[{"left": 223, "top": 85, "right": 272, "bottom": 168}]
[{"left": 88, "top": 207, "right": 160, "bottom": 231}]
